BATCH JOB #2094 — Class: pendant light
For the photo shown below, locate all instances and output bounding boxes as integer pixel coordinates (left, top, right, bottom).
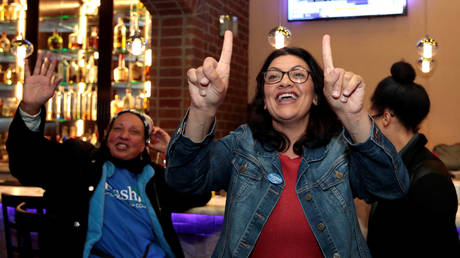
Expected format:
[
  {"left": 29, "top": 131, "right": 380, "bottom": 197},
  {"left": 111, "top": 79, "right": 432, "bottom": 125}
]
[
  {"left": 267, "top": 0, "right": 292, "bottom": 49},
  {"left": 417, "top": 0, "right": 438, "bottom": 74},
  {"left": 126, "top": 0, "right": 147, "bottom": 56}
]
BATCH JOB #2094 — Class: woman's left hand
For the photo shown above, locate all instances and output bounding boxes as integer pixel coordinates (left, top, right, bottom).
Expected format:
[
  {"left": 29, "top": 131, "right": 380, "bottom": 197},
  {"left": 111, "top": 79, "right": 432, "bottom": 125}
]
[
  {"left": 322, "top": 35, "right": 370, "bottom": 143},
  {"left": 147, "top": 127, "right": 171, "bottom": 153},
  {"left": 322, "top": 34, "right": 365, "bottom": 117}
]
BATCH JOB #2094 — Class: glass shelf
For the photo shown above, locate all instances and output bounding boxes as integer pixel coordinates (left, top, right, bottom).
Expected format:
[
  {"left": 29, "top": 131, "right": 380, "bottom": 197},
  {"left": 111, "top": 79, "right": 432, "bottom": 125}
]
[{"left": 112, "top": 81, "right": 145, "bottom": 90}]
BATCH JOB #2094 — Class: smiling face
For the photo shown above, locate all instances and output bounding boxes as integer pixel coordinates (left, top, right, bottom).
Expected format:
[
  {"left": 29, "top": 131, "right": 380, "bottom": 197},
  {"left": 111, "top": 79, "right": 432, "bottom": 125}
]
[
  {"left": 263, "top": 54, "right": 317, "bottom": 130},
  {"left": 107, "top": 113, "right": 146, "bottom": 160}
]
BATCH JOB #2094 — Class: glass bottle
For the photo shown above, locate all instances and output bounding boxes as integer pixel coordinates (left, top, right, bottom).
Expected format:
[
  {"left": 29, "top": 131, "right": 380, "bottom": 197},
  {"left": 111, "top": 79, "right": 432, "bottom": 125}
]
[
  {"left": 63, "top": 87, "right": 73, "bottom": 120},
  {"left": 3, "top": 64, "right": 16, "bottom": 85},
  {"left": 91, "top": 86, "right": 97, "bottom": 120},
  {"left": 113, "top": 54, "right": 128, "bottom": 83},
  {"left": 68, "top": 25, "right": 81, "bottom": 50},
  {"left": 88, "top": 26, "right": 98, "bottom": 50},
  {"left": 69, "top": 58, "right": 79, "bottom": 84},
  {"left": 57, "top": 58, "right": 70, "bottom": 84},
  {"left": 0, "top": 32, "right": 10, "bottom": 54},
  {"left": 122, "top": 88, "right": 134, "bottom": 109},
  {"left": 113, "top": 16, "right": 126, "bottom": 52},
  {"left": 129, "top": 57, "right": 144, "bottom": 82},
  {"left": 110, "top": 94, "right": 122, "bottom": 118},
  {"left": 7, "top": 0, "right": 20, "bottom": 21},
  {"left": 48, "top": 29, "right": 63, "bottom": 50},
  {"left": 86, "top": 55, "right": 97, "bottom": 84},
  {"left": 0, "top": 0, "right": 8, "bottom": 22},
  {"left": 54, "top": 86, "right": 64, "bottom": 120}
]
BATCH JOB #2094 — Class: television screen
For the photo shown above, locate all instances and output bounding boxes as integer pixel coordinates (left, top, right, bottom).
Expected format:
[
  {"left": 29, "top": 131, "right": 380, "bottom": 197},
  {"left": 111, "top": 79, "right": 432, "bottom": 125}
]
[{"left": 288, "top": 0, "right": 408, "bottom": 21}]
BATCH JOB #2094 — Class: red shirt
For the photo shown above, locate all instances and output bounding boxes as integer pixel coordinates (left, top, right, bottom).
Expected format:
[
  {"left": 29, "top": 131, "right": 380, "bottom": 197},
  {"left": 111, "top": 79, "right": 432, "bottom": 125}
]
[{"left": 251, "top": 154, "right": 323, "bottom": 258}]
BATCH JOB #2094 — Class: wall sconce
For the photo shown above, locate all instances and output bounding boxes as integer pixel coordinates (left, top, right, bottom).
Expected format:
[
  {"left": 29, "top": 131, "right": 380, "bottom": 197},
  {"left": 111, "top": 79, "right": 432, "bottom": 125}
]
[{"left": 219, "top": 15, "right": 238, "bottom": 37}]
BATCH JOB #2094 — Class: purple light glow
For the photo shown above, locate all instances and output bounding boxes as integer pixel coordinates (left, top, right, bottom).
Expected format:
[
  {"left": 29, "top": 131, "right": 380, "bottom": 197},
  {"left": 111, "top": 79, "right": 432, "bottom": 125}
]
[{"left": 171, "top": 213, "right": 224, "bottom": 236}]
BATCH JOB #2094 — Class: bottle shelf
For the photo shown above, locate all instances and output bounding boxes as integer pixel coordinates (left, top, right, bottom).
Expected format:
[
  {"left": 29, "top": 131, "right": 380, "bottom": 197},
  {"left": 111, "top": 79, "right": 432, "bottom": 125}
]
[{"left": 112, "top": 81, "right": 146, "bottom": 90}]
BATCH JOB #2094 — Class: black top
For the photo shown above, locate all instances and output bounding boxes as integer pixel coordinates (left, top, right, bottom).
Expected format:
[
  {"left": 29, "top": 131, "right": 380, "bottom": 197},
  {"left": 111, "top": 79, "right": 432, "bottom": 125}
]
[
  {"left": 367, "top": 133, "right": 460, "bottom": 258},
  {"left": 6, "top": 108, "right": 211, "bottom": 257}
]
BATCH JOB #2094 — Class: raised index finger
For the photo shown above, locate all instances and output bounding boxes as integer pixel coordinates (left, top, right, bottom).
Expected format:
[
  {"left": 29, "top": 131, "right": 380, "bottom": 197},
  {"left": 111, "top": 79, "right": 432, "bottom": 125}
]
[
  {"left": 322, "top": 34, "right": 334, "bottom": 72},
  {"left": 218, "top": 30, "right": 233, "bottom": 65}
]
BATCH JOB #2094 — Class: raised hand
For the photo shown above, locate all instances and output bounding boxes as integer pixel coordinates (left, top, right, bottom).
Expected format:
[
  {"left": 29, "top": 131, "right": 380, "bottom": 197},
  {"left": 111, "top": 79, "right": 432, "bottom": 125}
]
[
  {"left": 322, "top": 34, "right": 365, "bottom": 117},
  {"left": 148, "top": 126, "right": 171, "bottom": 153},
  {"left": 186, "top": 30, "right": 233, "bottom": 117},
  {"left": 322, "top": 34, "right": 370, "bottom": 142},
  {"left": 20, "top": 51, "right": 62, "bottom": 115}
]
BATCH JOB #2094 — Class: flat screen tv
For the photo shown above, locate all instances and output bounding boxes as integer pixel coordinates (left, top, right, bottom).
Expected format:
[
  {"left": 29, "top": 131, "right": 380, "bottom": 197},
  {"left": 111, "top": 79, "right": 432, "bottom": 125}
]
[{"left": 288, "top": 0, "right": 408, "bottom": 21}]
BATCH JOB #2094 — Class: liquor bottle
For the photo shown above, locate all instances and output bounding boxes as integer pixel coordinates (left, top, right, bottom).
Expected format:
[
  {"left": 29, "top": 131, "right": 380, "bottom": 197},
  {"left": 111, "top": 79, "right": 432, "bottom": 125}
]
[
  {"left": 7, "top": 0, "right": 20, "bottom": 21},
  {"left": 54, "top": 86, "right": 64, "bottom": 120},
  {"left": 68, "top": 25, "right": 81, "bottom": 50},
  {"left": 91, "top": 86, "right": 97, "bottom": 120},
  {"left": 135, "top": 94, "right": 143, "bottom": 112},
  {"left": 82, "top": 86, "right": 91, "bottom": 120},
  {"left": 113, "top": 17, "right": 126, "bottom": 52},
  {"left": 110, "top": 94, "right": 123, "bottom": 117},
  {"left": 63, "top": 87, "right": 73, "bottom": 120},
  {"left": 57, "top": 58, "right": 70, "bottom": 84},
  {"left": 0, "top": 32, "right": 10, "bottom": 54},
  {"left": 113, "top": 54, "right": 128, "bottom": 83},
  {"left": 70, "top": 85, "right": 78, "bottom": 119},
  {"left": 129, "top": 57, "right": 144, "bottom": 82},
  {"left": 0, "top": 0, "right": 7, "bottom": 22},
  {"left": 88, "top": 26, "right": 98, "bottom": 50},
  {"left": 86, "top": 55, "right": 97, "bottom": 84},
  {"left": 69, "top": 58, "right": 79, "bottom": 84},
  {"left": 122, "top": 88, "right": 134, "bottom": 109},
  {"left": 3, "top": 64, "right": 16, "bottom": 85},
  {"left": 46, "top": 98, "right": 53, "bottom": 120},
  {"left": 48, "top": 29, "right": 63, "bottom": 50}
]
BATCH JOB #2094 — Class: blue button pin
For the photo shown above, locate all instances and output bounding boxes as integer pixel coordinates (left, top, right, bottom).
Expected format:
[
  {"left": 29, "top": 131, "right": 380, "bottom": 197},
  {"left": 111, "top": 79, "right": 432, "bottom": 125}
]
[{"left": 267, "top": 173, "right": 283, "bottom": 185}]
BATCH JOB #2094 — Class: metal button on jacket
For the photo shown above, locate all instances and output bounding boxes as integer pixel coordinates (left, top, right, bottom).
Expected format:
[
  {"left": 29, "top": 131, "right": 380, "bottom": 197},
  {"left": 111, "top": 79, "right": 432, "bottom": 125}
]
[
  {"left": 317, "top": 223, "right": 325, "bottom": 231},
  {"left": 74, "top": 221, "right": 80, "bottom": 227},
  {"left": 305, "top": 193, "right": 312, "bottom": 201},
  {"left": 88, "top": 186, "right": 94, "bottom": 192}
]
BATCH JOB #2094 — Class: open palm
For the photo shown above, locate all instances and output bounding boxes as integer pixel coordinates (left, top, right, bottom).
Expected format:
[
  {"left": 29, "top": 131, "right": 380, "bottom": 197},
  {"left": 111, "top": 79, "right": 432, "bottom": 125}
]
[{"left": 21, "top": 52, "right": 62, "bottom": 114}]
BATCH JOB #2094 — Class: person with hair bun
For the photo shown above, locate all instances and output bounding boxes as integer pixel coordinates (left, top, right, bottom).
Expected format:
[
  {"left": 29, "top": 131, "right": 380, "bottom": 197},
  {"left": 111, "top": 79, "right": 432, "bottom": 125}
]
[{"left": 367, "top": 61, "right": 460, "bottom": 257}]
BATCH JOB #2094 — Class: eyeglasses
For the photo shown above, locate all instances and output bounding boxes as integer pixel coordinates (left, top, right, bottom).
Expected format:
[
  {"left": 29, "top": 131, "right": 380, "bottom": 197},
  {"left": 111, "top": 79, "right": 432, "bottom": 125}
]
[{"left": 264, "top": 68, "right": 311, "bottom": 84}]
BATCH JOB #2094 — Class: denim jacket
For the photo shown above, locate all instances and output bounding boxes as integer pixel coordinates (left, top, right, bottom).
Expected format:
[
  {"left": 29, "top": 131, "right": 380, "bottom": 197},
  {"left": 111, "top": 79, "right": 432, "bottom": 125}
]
[{"left": 166, "top": 116, "right": 409, "bottom": 258}]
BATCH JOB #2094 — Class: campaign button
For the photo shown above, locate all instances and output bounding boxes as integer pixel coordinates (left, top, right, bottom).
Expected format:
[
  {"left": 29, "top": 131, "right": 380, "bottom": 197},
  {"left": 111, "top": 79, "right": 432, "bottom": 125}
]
[{"left": 267, "top": 173, "right": 283, "bottom": 185}]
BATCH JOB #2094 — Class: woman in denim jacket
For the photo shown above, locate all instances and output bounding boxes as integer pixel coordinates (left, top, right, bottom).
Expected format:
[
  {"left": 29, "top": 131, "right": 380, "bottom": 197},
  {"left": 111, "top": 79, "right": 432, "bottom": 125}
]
[{"left": 166, "top": 32, "right": 409, "bottom": 258}]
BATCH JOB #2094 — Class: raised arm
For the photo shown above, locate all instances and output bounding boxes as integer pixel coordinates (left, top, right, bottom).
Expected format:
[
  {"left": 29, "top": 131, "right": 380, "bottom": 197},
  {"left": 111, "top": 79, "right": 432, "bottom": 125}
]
[
  {"left": 184, "top": 30, "right": 233, "bottom": 142},
  {"left": 20, "top": 51, "right": 62, "bottom": 115},
  {"left": 322, "top": 35, "right": 370, "bottom": 143}
]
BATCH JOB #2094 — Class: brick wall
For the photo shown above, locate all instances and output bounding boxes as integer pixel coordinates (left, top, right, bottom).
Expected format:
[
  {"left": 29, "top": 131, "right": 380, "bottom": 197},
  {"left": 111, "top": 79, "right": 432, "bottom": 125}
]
[{"left": 141, "top": 0, "right": 249, "bottom": 139}]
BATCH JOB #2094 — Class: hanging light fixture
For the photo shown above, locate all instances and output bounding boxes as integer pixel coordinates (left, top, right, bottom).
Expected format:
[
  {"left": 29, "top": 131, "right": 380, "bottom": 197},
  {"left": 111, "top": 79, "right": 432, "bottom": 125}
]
[
  {"left": 417, "top": 0, "right": 438, "bottom": 74},
  {"left": 417, "top": 36, "right": 438, "bottom": 59},
  {"left": 267, "top": 0, "right": 292, "bottom": 49},
  {"left": 268, "top": 25, "right": 291, "bottom": 49},
  {"left": 126, "top": 1, "right": 147, "bottom": 56}
]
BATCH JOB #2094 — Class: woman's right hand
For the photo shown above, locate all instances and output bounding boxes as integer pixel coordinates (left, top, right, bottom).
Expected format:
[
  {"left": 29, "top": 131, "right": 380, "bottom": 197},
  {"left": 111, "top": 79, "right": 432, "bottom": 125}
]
[
  {"left": 20, "top": 51, "right": 62, "bottom": 115},
  {"left": 186, "top": 30, "right": 233, "bottom": 118}
]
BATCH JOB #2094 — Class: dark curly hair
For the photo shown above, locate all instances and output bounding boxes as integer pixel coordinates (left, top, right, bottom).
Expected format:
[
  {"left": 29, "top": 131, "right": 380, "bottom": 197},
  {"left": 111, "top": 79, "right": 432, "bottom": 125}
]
[
  {"left": 371, "top": 61, "right": 430, "bottom": 133},
  {"left": 248, "top": 47, "right": 342, "bottom": 155}
]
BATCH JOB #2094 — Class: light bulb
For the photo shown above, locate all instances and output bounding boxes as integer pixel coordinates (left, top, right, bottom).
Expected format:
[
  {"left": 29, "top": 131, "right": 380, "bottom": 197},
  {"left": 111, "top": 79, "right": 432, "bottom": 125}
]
[
  {"left": 10, "top": 38, "right": 33, "bottom": 58},
  {"left": 127, "top": 32, "right": 147, "bottom": 56},
  {"left": 268, "top": 25, "right": 291, "bottom": 49},
  {"left": 417, "top": 36, "right": 438, "bottom": 58},
  {"left": 417, "top": 57, "right": 435, "bottom": 74}
]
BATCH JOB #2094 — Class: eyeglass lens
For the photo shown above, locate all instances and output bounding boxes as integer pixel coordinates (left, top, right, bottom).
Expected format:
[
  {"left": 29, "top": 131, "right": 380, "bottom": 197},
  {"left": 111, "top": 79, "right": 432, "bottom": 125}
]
[{"left": 264, "top": 69, "right": 310, "bottom": 84}]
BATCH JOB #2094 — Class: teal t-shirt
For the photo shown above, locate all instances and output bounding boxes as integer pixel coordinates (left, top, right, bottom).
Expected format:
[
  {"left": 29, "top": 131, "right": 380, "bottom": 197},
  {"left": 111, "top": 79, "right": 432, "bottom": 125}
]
[{"left": 91, "top": 167, "right": 166, "bottom": 257}]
